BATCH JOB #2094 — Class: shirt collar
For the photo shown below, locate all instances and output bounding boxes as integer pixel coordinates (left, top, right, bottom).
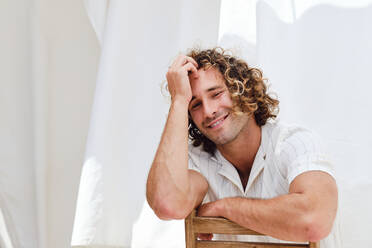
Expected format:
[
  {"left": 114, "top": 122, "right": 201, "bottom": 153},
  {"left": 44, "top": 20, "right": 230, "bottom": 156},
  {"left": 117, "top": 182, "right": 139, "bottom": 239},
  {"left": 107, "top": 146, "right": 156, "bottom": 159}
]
[{"left": 215, "top": 124, "right": 269, "bottom": 194}]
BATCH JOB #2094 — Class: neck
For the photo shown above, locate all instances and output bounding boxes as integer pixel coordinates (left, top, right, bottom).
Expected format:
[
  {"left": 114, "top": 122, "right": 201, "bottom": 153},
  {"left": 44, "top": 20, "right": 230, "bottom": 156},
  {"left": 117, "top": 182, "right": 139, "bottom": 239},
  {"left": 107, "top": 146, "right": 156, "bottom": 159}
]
[{"left": 216, "top": 117, "right": 261, "bottom": 178}]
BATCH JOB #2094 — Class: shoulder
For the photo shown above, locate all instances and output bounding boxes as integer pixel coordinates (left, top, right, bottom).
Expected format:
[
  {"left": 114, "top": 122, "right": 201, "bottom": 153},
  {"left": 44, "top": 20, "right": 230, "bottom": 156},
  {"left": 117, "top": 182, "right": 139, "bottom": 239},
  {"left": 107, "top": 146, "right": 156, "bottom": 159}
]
[
  {"left": 265, "top": 121, "right": 334, "bottom": 184},
  {"left": 188, "top": 143, "right": 207, "bottom": 160},
  {"left": 188, "top": 143, "right": 216, "bottom": 164},
  {"left": 265, "top": 121, "right": 325, "bottom": 158}
]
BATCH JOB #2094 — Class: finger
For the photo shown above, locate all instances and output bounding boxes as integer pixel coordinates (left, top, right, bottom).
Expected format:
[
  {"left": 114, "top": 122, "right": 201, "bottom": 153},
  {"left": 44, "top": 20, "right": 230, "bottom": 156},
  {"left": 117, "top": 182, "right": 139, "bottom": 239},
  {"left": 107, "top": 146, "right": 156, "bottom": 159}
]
[
  {"left": 196, "top": 203, "right": 209, "bottom": 216},
  {"left": 172, "top": 55, "right": 198, "bottom": 69},
  {"left": 183, "top": 62, "right": 198, "bottom": 75},
  {"left": 171, "top": 54, "right": 187, "bottom": 68},
  {"left": 185, "top": 56, "right": 198, "bottom": 68}
]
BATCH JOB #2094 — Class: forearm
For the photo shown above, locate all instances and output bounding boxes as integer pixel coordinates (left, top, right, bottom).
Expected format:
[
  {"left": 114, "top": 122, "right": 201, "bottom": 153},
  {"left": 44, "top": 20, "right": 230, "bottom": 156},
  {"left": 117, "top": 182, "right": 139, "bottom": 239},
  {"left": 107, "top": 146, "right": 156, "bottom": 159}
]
[
  {"left": 146, "top": 99, "right": 192, "bottom": 218},
  {"left": 217, "top": 194, "right": 330, "bottom": 242}
]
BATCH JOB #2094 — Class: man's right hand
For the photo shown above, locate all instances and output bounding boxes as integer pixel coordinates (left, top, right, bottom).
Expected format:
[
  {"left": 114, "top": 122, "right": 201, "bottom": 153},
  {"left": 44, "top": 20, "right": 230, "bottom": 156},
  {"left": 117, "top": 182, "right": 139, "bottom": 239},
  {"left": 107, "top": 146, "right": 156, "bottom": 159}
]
[
  {"left": 166, "top": 55, "right": 199, "bottom": 104},
  {"left": 146, "top": 54, "right": 208, "bottom": 220}
]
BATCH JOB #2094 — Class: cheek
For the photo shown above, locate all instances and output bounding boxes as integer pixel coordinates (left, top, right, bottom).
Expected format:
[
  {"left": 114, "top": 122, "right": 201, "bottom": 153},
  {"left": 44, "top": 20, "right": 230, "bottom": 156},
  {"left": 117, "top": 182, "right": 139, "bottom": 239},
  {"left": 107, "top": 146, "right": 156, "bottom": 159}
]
[
  {"left": 190, "top": 111, "right": 203, "bottom": 128},
  {"left": 220, "top": 95, "right": 233, "bottom": 108}
]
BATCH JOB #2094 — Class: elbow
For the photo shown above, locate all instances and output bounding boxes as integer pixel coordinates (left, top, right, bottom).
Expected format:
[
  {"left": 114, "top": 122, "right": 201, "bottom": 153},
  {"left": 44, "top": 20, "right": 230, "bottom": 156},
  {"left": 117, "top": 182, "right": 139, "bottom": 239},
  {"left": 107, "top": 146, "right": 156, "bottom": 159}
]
[
  {"left": 150, "top": 199, "right": 191, "bottom": 220},
  {"left": 146, "top": 186, "right": 191, "bottom": 220},
  {"left": 305, "top": 225, "right": 330, "bottom": 242},
  {"left": 302, "top": 215, "right": 333, "bottom": 242},
  {"left": 145, "top": 171, "right": 193, "bottom": 220}
]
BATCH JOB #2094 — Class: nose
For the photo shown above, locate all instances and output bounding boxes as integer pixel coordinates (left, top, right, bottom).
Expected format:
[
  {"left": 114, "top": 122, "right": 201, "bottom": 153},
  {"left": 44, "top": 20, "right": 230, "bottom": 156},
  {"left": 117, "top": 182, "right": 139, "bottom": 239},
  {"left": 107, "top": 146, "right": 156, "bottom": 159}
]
[{"left": 202, "top": 99, "right": 217, "bottom": 119}]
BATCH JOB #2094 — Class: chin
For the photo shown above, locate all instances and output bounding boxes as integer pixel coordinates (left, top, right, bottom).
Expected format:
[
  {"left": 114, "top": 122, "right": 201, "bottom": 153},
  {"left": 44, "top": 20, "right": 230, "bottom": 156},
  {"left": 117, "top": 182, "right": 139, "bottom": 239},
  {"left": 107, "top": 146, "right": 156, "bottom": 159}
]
[
  {"left": 213, "top": 130, "right": 242, "bottom": 146},
  {"left": 210, "top": 135, "right": 233, "bottom": 146}
]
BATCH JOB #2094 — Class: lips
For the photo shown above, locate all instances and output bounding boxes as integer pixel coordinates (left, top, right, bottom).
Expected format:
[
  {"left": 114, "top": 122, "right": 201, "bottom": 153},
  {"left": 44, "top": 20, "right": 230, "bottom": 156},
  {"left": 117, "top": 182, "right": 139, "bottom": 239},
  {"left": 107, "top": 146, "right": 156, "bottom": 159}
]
[{"left": 207, "top": 114, "right": 229, "bottom": 129}]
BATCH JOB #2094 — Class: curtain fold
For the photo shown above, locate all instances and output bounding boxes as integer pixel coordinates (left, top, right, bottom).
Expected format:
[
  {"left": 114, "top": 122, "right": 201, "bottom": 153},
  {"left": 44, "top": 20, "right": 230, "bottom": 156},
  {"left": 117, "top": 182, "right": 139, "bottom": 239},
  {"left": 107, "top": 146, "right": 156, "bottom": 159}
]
[
  {"left": 71, "top": 1, "right": 221, "bottom": 247},
  {"left": 256, "top": 1, "right": 372, "bottom": 247},
  {"left": 83, "top": 0, "right": 110, "bottom": 45},
  {"left": 0, "top": 0, "right": 39, "bottom": 247}
]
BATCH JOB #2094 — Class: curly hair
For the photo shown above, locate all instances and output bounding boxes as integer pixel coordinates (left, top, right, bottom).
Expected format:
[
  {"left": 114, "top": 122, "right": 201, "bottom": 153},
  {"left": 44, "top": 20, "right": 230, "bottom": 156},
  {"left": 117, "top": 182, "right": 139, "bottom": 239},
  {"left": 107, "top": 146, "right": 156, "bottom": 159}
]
[{"left": 187, "top": 47, "right": 279, "bottom": 155}]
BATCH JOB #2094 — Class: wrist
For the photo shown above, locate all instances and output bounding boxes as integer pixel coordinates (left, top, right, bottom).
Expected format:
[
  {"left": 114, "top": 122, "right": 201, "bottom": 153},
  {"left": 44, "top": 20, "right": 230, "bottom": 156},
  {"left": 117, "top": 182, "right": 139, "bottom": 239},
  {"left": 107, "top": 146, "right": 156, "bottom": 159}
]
[
  {"left": 171, "top": 97, "right": 190, "bottom": 109},
  {"left": 216, "top": 198, "right": 229, "bottom": 218}
]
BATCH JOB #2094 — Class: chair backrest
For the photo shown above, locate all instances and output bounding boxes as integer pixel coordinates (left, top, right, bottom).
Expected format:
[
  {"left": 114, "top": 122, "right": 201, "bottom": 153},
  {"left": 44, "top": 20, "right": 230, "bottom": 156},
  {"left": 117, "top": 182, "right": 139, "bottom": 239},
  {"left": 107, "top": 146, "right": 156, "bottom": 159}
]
[{"left": 185, "top": 210, "right": 320, "bottom": 248}]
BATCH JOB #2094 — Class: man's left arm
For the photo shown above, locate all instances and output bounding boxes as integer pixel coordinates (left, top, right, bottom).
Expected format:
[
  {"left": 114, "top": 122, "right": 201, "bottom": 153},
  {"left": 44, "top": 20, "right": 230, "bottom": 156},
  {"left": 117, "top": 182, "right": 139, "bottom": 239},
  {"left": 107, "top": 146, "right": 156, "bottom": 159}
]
[{"left": 197, "top": 170, "right": 338, "bottom": 242}]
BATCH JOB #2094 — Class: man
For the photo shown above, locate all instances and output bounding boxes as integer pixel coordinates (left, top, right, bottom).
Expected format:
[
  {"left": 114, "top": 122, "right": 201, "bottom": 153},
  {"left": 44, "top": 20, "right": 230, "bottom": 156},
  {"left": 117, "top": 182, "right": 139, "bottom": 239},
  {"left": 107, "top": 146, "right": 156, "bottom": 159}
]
[{"left": 146, "top": 48, "right": 340, "bottom": 246}]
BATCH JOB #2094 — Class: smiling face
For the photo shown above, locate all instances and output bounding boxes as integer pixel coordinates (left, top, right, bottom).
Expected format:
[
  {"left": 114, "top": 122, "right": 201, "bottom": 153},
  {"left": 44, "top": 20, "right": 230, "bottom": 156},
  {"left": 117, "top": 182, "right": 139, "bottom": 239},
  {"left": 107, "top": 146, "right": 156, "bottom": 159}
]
[{"left": 188, "top": 67, "right": 249, "bottom": 146}]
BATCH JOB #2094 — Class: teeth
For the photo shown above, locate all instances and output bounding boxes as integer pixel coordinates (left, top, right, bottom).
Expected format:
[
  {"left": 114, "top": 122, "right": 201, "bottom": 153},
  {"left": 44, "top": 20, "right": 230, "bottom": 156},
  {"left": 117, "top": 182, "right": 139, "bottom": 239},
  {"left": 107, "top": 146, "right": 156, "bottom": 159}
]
[{"left": 211, "top": 119, "right": 223, "bottom": 128}]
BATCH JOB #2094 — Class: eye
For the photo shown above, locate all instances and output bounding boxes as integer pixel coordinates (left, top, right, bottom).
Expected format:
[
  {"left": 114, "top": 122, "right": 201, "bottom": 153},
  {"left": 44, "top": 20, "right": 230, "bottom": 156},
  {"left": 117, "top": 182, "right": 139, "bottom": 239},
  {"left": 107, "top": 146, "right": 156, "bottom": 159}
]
[
  {"left": 191, "top": 102, "right": 201, "bottom": 110},
  {"left": 213, "top": 91, "right": 223, "bottom": 97}
]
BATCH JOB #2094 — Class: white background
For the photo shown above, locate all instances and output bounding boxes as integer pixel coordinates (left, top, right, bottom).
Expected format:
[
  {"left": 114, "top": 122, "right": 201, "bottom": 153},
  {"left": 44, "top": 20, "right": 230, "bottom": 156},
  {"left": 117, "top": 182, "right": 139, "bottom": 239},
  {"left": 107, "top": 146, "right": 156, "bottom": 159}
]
[
  {"left": 1, "top": 0, "right": 371, "bottom": 247},
  {"left": 1, "top": 0, "right": 99, "bottom": 247}
]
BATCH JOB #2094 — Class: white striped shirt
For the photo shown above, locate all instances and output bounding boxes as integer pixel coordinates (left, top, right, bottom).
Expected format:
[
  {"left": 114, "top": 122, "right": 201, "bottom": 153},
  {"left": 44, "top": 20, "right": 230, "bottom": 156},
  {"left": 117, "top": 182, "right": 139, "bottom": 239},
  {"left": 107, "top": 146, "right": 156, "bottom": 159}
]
[{"left": 188, "top": 121, "right": 341, "bottom": 247}]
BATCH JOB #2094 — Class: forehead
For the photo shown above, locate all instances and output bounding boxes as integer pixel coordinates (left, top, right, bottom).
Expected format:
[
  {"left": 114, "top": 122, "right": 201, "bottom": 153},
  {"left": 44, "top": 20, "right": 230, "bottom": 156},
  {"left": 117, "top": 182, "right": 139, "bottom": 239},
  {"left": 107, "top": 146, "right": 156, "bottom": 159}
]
[{"left": 189, "top": 67, "right": 226, "bottom": 93}]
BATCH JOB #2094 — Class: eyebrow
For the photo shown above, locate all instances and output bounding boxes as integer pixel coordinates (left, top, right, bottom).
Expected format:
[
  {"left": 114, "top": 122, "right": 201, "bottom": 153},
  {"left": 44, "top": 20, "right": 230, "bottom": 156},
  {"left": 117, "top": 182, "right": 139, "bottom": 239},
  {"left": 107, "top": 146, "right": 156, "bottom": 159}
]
[{"left": 190, "top": 86, "right": 224, "bottom": 102}]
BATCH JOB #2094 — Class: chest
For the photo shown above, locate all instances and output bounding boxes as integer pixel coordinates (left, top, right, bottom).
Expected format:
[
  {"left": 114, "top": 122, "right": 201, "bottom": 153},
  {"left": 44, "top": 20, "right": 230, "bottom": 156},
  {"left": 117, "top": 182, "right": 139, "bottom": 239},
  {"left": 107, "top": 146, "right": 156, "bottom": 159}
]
[{"left": 204, "top": 165, "right": 289, "bottom": 202}]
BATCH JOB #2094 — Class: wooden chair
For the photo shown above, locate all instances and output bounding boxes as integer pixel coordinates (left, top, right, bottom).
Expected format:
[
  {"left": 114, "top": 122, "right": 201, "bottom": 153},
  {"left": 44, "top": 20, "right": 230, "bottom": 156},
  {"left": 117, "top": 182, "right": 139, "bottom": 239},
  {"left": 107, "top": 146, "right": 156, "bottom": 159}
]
[{"left": 185, "top": 210, "right": 319, "bottom": 248}]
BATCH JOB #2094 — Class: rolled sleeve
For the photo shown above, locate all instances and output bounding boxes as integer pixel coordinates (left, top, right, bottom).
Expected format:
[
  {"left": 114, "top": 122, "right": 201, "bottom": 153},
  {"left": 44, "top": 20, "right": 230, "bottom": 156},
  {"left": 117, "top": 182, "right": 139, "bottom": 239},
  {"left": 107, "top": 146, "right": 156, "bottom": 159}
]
[
  {"left": 276, "top": 125, "right": 336, "bottom": 185},
  {"left": 286, "top": 154, "right": 336, "bottom": 185}
]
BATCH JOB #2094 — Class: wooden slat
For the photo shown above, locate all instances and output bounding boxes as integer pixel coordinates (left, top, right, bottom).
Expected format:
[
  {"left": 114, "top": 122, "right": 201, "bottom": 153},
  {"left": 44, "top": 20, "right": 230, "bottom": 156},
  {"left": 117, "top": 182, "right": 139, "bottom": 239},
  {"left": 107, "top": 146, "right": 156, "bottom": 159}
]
[
  {"left": 185, "top": 211, "right": 197, "bottom": 248},
  {"left": 193, "top": 216, "right": 263, "bottom": 235},
  {"left": 309, "top": 242, "right": 320, "bottom": 248},
  {"left": 187, "top": 210, "right": 319, "bottom": 248},
  {"left": 196, "top": 240, "right": 310, "bottom": 248}
]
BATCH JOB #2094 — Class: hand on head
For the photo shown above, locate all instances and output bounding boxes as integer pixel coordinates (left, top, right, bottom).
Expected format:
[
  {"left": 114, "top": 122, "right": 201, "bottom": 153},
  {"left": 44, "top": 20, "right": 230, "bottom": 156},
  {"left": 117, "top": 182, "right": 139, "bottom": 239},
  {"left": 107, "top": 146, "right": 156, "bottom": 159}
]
[{"left": 166, "top": 55, "right": 199, "bottom": 104}]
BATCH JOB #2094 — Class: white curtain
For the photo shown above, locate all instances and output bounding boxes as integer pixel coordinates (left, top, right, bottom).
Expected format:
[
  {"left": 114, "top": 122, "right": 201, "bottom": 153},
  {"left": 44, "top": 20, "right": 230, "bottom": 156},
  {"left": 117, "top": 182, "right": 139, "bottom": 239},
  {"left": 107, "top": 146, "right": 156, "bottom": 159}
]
[
  {"left": 255, "top": 1, "right": 372, "bottom": 247},
  {"left": 221, "top": 1, "right": 372, "bottom": 247},
  {"left": 72, "top": 0, "right": 372, "bottom": 247},
  {"left": 0, "top": 0, "right": 41, "bottom": 247},
  {"left": 71, "top": 1, "right": 221, "bottom": 247}
]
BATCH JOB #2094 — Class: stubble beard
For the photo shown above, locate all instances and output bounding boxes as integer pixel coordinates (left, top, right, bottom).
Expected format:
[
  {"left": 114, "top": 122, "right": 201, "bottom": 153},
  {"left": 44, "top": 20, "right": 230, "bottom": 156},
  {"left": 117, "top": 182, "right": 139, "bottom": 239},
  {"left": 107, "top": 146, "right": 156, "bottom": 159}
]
[{"left": 202, "top": 113, "right": 250, "bottom": 146}]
